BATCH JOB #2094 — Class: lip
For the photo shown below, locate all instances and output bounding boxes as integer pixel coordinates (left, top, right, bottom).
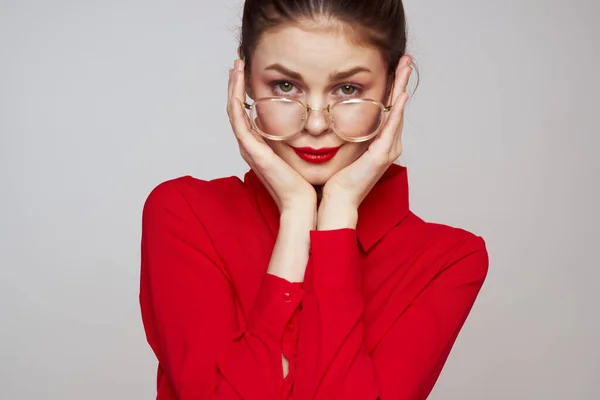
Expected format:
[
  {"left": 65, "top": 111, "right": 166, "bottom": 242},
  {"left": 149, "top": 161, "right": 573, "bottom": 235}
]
[{"left": 292, "top": 146, "right": 341, "bottom": 164}]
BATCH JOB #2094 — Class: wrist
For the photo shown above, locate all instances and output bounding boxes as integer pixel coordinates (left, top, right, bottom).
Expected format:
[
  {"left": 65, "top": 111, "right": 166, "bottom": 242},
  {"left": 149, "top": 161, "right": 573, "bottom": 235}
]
[
  {"left": 268, "top": 210, "right": 314, "bottom": 283},
  {"left": 280, "top": 205, "right": 317, "bottom": 231},
  {"left": 317, "top": 198, "right": 358, "bottom": 230}
]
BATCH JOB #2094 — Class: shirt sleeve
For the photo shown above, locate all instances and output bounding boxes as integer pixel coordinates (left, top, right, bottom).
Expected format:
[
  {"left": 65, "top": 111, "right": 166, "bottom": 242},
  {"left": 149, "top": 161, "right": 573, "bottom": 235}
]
[
  {"left": 139, "top": 181, "right": 304, "bottom": 400},
  {"left": 293, "top": 228, "right": 488, "bottom": 400}
]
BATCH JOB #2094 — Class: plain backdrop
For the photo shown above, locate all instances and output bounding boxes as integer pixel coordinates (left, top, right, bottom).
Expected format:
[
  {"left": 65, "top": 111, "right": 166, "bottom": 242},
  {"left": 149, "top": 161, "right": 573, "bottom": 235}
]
[{"left": 1, "top": 0, "right": 599, "bottom": 399}]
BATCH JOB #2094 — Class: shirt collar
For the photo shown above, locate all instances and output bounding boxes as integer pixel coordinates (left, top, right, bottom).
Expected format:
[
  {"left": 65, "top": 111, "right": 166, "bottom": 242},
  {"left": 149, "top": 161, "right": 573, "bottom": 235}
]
[{"left": 244, "top": 163, "right": 410, "bottom": 253}]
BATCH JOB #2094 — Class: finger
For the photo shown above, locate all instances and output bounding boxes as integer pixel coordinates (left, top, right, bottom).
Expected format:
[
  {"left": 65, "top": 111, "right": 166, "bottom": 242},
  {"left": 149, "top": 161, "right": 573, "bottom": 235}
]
[
  {"left": 389, "top": 92, "right": 409, "bottom": 144},
  {"left": 231, "top": 95, "right": 268, "bottom": 160},
  {"left": 232, "top": 63, "right": 259, "bottom": 136},
  {"left": 389, "top": 92, "right": 409, "bottom": 130},
  {"left": 371, "top": 92, "right": 408, "bottom": 155},
  {"left": 235, "top": 58, "right": 245, "bottom": 72},
  {"left": 391, "top": 56, "right": 412, "bottom": 101},
  {"left": 227, "top": 68, "right": 235, "bottom": 115},
  {"left": 230, "top": 93, "right": 252, "bottom": 140},
  {"left": 228, "top": 67, "right": 234, "bottom": 102},
  {"left": 232, "top": 59, "right": 245, "bottom": 102},
  {"left": 227, "top": 61, "right": 277, "bottom": 174},
  {"left": 391, "top": 93, "right": 408, "bottom": 156},
  {"left": 231, "top": 68, "right": 253, "bottom": 130},
  {"left": 227, "top": 59, "right": 241, "bottom": 116},
  {"left": 232, "top": 60, "right": 246, "bottom": 104},
  {"left": 227, "top": 59, "right": 244, "bottom": 113}
]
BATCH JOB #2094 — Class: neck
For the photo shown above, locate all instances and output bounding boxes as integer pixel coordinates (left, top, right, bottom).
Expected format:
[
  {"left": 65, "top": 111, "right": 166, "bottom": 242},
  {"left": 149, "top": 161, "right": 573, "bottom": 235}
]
[{"left": 314, "top": 185, "right": 323, "bottom": 204}]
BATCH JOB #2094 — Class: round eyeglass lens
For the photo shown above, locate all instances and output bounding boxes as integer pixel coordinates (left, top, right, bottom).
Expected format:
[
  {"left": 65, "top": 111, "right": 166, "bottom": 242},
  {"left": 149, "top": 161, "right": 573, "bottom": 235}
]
[
  {"left": 252, "top": 98, "right": 305, "bottom": 138},
  {"left": 330, "top": 100, "right": 384, "bottom": 139}
]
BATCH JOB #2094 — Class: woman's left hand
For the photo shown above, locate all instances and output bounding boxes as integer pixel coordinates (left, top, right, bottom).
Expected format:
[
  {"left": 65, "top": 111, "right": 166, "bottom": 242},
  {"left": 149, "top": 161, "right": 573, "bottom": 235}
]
[{"left": 317, "top": 55, "right": 413, "bottom": 230}]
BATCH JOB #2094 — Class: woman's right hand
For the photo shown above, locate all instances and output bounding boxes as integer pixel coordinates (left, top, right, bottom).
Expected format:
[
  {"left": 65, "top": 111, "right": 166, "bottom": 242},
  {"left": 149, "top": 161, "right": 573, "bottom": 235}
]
[{"left": 227, "top": 59, "right": 317, "bottom": 216}]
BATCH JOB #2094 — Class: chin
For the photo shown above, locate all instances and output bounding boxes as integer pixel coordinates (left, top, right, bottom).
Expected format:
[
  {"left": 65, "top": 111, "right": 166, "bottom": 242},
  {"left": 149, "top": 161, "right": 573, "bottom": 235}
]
[
  {"left": 293, "top": 164, "right": 335, "bottom": 186},
  {"left": 302, "top": 173, "right": 331, "bottom": 186}
]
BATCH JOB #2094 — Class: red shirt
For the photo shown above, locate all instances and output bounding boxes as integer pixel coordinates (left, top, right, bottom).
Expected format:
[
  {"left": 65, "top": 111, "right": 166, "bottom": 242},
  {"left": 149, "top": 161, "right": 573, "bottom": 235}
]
[{"left": 139, "top": 164, "right": 488, "bottom": 400}]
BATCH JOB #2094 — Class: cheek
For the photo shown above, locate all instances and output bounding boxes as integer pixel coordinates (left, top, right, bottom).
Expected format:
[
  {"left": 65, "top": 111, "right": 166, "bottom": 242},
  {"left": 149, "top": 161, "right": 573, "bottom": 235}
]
[
  {"left": 343, "top": 142, "right": 370, "bottom": 162},
  {"left": 265, "top": 140, "right": 288, "bottom": 157}
]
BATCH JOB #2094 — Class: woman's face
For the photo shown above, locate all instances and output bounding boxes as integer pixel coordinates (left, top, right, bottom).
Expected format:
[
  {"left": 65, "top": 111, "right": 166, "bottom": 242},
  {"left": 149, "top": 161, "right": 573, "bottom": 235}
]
[{"left": 247, "top": 22, "right": 390, "bottom": 186}]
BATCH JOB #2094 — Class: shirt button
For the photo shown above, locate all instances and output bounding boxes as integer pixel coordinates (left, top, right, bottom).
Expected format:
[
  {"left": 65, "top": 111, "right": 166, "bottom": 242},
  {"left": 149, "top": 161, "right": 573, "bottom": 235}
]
[
  {"left": 286, "top": 322, "right": 295, "bottom": 331},
  {"left": 282, "top": 292, "right": 292, "bottom": 303}
]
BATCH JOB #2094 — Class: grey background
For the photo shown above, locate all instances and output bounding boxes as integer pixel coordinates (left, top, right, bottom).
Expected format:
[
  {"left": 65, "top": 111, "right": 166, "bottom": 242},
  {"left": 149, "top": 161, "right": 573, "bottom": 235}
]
[{"left": 1, "top": 0, "right": 599, "bottom": 399}]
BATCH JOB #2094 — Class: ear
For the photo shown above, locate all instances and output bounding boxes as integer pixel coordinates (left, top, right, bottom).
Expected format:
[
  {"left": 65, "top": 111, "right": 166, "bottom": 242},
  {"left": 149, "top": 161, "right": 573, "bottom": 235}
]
[{"left": 237, "top": 46, "right": 255, "bottom": 100}]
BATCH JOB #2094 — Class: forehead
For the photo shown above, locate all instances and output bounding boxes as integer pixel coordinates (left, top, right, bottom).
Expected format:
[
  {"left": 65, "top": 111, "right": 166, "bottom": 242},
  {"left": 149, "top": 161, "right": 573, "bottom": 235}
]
[{"left": 251, "top": 24, "right": 386, "bottom": 76}]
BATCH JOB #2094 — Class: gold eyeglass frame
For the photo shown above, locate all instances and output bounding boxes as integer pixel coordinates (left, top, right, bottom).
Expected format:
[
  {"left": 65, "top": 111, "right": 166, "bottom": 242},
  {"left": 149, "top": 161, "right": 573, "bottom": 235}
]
[{"left": 243, "top": 97, "right": 393, "bottom": 143}]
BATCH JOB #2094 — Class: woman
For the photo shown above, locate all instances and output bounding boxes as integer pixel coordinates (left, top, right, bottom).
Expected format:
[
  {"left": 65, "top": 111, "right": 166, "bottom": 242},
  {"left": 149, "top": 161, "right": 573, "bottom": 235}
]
[{"left": 140, "top": 0, "right": 488, "bottom": 399}]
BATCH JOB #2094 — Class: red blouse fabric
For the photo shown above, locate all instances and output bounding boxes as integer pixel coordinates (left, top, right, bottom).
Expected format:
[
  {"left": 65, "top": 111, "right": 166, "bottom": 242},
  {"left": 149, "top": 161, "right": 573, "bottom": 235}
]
[{"left": 139, "top": 164, "right": 488, "bottom": 400}]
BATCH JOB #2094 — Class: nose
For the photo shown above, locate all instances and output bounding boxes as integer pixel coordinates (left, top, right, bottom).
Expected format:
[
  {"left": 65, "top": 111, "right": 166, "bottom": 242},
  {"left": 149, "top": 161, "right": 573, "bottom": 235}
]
[{"left": 303, "top": 105, "right": 330, "bottom": 137}]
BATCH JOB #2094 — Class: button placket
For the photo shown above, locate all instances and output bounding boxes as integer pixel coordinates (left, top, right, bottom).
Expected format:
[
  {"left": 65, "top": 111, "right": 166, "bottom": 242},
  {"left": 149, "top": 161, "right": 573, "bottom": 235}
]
[{"left": 282, "top": 292, "right": 292, "bottom": 303}]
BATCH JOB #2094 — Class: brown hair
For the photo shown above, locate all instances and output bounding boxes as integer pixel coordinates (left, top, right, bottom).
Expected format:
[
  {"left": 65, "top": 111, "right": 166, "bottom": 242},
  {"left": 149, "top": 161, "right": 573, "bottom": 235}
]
[{"left": 238, "top": 0, "right": 419, "bottom": 95}]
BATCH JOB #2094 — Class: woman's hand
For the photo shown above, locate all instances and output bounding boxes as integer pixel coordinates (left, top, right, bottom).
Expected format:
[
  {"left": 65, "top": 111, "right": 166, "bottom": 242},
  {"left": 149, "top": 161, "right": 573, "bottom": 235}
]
[
  {"left": 228, "top": 59, "right": 315, "bottom": 283},
  {"left": 227, "top": 59, "right": 317, "bottom": 216},
  {"left": 318, "top": 56, "right": 413, "bottom": 230}
]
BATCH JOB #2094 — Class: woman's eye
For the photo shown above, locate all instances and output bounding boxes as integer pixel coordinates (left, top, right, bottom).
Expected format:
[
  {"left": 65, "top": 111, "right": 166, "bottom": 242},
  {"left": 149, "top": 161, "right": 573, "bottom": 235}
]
[
  {"left": 277, "top": 82, "right": 294, "bottom": 93},
  {"left": 340, "top": 85, "right": 357, "bottom": 95}
]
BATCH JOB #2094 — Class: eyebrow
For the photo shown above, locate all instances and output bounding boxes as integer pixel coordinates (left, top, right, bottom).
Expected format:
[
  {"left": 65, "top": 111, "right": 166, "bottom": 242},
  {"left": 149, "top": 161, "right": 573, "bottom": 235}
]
[{"left": 264, "top": 63, "right": 372, "bottom": 82}]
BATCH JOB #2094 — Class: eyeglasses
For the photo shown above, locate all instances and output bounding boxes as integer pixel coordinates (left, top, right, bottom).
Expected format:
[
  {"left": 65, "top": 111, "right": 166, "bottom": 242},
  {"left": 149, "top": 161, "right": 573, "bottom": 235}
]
[{"left": 243, "top": 97, "right": 392, "bottom": 143}]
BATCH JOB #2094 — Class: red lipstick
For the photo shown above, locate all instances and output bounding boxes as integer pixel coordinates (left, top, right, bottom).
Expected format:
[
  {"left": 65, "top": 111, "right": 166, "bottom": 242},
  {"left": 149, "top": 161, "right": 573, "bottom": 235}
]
[{"left": 292, "top": 146, "right": 341, "bottom": 164}]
